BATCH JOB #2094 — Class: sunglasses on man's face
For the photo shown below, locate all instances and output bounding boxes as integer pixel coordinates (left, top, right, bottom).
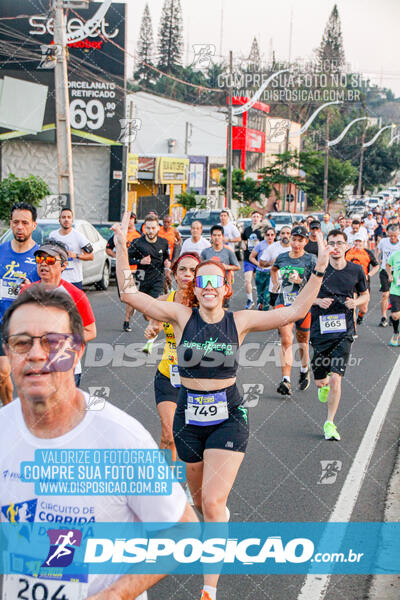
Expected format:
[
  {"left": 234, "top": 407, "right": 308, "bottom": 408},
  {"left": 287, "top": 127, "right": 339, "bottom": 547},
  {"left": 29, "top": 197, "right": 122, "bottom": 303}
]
[
  {"left": 195, "top": 275, "right": 225, "bottom": 288},
  {"left": 35, "top": 255, "right": 62, "bottom": 265}
]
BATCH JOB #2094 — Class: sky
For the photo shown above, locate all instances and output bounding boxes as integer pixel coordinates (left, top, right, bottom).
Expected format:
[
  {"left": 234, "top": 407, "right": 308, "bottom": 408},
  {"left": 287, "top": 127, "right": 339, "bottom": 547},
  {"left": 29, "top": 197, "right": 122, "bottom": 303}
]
[{"left": 124, "top": 0, "right": 400, "bottom": 98}]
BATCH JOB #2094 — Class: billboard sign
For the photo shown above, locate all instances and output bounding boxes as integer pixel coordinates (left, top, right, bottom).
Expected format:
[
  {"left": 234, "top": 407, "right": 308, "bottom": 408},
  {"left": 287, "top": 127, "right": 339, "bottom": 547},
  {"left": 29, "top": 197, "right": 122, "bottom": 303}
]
[
  {"left": 155, "top": 157, "right": 189, "bottom": 185},
  {"left": 0, "top": 0, "right": 126, "bottom": 144}
]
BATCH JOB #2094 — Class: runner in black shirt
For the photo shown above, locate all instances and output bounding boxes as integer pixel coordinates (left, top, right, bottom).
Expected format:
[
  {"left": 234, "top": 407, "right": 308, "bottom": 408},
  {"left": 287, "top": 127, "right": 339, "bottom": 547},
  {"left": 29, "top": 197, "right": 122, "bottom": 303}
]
[
  {"left": 310, "top": 229, "right": 368, "bottom": 441},
  {"left": 128, "top": 214, "right": 170, "bottom": 297},
  {"left": 128, "top": 213, "right": 170, "bottom": 353},
  {"left": 304, "top": 220, "right": 321, "bottom": 256}
]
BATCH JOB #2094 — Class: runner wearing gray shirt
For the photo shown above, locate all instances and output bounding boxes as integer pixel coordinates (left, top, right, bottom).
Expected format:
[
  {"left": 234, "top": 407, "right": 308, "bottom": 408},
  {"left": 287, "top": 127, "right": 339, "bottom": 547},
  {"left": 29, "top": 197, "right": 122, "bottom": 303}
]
[{"left": 201, "top": 225, "right": 240, "bottom": 306}]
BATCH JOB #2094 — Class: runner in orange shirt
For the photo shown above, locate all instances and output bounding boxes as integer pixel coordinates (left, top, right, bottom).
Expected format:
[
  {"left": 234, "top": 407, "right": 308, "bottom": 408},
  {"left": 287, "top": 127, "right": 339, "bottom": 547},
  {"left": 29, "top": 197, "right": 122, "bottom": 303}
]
[{"left": 158, "top": 214, "right": 182, "bottom": 291}]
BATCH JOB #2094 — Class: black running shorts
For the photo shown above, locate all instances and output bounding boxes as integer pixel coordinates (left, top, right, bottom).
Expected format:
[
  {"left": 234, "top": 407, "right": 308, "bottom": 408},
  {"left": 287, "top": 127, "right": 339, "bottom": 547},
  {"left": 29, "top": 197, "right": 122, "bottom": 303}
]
[
  {"left": 154, "top": 370, "right": 179, "bottom": 405},
  {"left": 269, "top": 292, "right": 278, "bottom": 308},
  {"left": 379, "top": 269, "right": 390, "bottom": 293},
  {"left": 389, "top": 294, "right": 400, "bottom": 314},
  {"left": 173, "top": 384, "right": 249, "bottom": 463},
  {"left": 116, "top": 273, "right": 164, "bottom": 300},
  {"left": 311, "top": 336, "right": 353, "bottom": 380},
  {"left": 139, "top": 278, "right": 164, "bottom": 298}
]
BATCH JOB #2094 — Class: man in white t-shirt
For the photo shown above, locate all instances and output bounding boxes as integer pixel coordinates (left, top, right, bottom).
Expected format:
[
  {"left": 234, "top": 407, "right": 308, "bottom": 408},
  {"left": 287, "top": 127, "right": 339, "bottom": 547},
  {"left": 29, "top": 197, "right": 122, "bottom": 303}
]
[
  {"left": 259, "top": 225, "right": 292, "bottom": 308},
  {"left": 364, "top": 212, "right": 377, "bottom": 239},
  {"left": 219, "top": 210, "right": 241, "bottom": 251},
  {"left": 180, "top": 220, "right": 211, "bottom": 255},
  {"left": 345, "top": 219, "right": 369, "bottom": 247},
  {"left": 49, "top": 208, "right": 94, "bottom": 288},
  {"left": 377, "top": 224, "right": 400, "bottom": 326},
  {"left": 0, "top": 284, "right": 195, "bottom": 599}
]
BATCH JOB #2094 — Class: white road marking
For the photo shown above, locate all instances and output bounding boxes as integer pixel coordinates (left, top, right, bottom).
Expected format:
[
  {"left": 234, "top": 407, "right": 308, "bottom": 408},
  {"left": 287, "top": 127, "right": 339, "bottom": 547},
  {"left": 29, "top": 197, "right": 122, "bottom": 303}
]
[{"left": 297, "top": 354, "right": 400, "bottom": 600}]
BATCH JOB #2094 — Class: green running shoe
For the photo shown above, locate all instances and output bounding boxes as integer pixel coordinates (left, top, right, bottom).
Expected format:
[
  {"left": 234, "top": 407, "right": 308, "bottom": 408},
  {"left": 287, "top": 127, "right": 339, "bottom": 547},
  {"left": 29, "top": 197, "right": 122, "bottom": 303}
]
[
  {"left": 324, "top": 420, "right": 341, "bottom": 441},
  {"left": 389, "top": 334, "right": 399, "bottom": 347},
  {"left": 142, "top": 340, "right": 153, "bottom": 354},
  {"left": 318, "top": 385, "right": 330, "bottom": 403}
]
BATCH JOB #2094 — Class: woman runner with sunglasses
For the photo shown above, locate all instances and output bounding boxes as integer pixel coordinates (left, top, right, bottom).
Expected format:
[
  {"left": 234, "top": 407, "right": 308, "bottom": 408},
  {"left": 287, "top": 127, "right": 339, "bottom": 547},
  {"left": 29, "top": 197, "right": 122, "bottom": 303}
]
[
  {"left": 143, "top": 252, "right": 201, "bottom": 461},
  {"left": 113, "top": 213, "right": 331, "bottom": 600}
]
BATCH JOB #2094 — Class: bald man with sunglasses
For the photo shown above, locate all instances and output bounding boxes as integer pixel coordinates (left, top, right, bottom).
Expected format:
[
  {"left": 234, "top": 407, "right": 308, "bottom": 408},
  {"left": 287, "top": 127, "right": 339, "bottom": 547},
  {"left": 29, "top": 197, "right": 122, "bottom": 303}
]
[{"left": 20, "top": 240, "right": 96, "bottom": 386}]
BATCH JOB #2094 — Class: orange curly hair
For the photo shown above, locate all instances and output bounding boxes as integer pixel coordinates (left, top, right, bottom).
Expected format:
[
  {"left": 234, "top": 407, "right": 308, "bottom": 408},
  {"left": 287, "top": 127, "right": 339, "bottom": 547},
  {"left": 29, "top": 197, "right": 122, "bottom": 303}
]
[{"left": 182, "top": 259, "right": 233, "bottom": 308}]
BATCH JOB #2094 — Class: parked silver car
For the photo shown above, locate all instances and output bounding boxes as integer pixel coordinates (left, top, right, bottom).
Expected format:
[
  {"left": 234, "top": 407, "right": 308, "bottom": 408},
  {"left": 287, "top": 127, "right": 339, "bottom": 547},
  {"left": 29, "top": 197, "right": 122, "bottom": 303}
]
[{"left": 0, "top": 219, "right": 111, "bottom": 289}]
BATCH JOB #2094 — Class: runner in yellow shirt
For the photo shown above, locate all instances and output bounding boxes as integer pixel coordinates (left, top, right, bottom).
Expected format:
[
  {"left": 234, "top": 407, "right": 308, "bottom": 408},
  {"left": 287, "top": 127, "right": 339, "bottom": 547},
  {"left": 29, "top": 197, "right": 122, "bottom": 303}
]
[{"left": 144, "top": 252, "right": 200, "bottom": 460}]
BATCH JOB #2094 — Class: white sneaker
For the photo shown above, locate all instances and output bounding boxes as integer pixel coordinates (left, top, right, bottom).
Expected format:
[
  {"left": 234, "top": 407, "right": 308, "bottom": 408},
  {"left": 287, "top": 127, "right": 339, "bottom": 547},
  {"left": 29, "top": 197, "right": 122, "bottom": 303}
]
[{"left": 185, "top": 484, "right": 194, "bottom": 505}]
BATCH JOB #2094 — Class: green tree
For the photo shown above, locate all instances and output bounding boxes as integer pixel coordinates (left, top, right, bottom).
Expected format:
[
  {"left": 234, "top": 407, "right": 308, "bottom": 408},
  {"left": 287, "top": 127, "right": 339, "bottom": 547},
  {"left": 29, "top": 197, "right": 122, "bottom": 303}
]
[
  {"left": 299, "top": 151, "right": 357, "bottom": 206},
  {"left": 317, "top": 4, "right": 345, "bottom": 71},
  {"left": 0, "top": 173, "right": 50, "bottom": 221},
  {"left": 248, "top": 36, "right": 261, "bottom": 70},
  {"left": 259, "top": 152, "right": 307, "bottom": 201},
  {"left": 175, "top": 189, "right": 206, "bottom": 210},
  {"left": 219, "top": 168, "right": 271, "bottom": 207},
  {"left": 157, "top": 0, "right": 183, "bottom": 75},
  {"left": 134, "top": 3, "right": 155, "bottom": 85},
  {"left": 360, "top": 139, "right": 400, "bottom": 192}
]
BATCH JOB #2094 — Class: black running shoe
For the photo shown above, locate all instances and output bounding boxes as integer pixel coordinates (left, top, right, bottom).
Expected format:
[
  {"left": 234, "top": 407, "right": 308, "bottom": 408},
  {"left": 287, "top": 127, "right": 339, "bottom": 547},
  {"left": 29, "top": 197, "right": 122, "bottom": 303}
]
[
  {"left": 277, "top": 380, "right": 292, "bottom": 395},
  {"left": 379, "top": 317, "right": 388, "bottom": 327},
  {"left": 123, "top": 321, "right": 132, "bottom": 332},
  {"left": 298, "top": 370, "right": 310, "bottom": 391}
]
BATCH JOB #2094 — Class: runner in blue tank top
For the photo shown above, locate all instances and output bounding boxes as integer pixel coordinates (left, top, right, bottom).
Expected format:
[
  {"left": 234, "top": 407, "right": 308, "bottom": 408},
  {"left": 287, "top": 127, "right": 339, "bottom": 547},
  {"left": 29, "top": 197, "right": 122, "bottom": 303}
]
[
  {"left": 113, "top": 212, "right": 332, "bottom": 600},
  {"left": 0, "top": 203, "right": 40, "bottom": 406}
]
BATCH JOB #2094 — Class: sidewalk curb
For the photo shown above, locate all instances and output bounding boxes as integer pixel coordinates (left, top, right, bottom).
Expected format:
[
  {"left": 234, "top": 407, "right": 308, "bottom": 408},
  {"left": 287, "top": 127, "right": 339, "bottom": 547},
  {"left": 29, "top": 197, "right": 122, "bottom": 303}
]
[{"left": 368, "top": 441, "right": 400, "bottom": 599}]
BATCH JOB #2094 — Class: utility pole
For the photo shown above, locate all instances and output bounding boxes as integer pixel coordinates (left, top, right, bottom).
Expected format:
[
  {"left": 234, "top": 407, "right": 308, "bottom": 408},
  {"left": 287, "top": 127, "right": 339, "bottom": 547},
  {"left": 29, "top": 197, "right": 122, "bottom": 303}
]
[
  {"left": 184, "top": 121, "right": 191, "bottom": 155},
  {"left": 122, "top": 100, "right": 134, "bottom": 216},
  {"left": 357, "top": 120, "right": 367, "bottom": 197},
  {"left": 323, "top": 113, "right": 330, "bottom": 213},
  {"left": 226, "top": 50, "right": 233, "bottom": 209},
  {"left": 53, "top": 0, "right": 75, "bottom": 212},
  {"left": 282, "top": 115, "right": 290, "bottom": 212}
]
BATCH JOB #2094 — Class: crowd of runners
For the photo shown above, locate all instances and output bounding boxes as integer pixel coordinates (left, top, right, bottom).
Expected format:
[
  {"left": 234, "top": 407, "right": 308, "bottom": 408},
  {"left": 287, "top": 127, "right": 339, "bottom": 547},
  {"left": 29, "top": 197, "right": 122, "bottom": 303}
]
[{"left": 1, "top": 200, "right": 400, "bottom": 599}]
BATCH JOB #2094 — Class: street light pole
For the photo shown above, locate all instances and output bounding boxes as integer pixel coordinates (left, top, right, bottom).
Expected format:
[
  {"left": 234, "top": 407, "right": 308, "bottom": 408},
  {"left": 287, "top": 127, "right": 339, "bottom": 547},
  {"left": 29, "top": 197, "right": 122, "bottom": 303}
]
[
  {"left": 226, "top": 50, "right": 233, "bottom": 210},
  {"left": 53, "top": 0, "right": 75, "bottom": 211},
  {"left": 323, "top": 113, "right": 330, "bottom": 213},
  {"left": 282, "top": 113, "right": 290, "bottom": 212},
  {"left": 357, "top": 121, "right": 367, "bottom": 197}
]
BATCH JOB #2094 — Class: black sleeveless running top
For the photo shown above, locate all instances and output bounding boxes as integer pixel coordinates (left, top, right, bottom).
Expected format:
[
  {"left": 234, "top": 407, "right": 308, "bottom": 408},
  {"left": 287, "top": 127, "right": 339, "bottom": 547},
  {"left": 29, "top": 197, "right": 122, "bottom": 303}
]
[{"left": 177, "top": 308, "right": 239, "bottom": 379}]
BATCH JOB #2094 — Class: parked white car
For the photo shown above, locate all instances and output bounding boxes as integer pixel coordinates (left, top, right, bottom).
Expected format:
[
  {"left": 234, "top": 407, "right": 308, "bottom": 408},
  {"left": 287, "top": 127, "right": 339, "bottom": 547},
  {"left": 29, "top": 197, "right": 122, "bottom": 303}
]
[{"left": 0, "top": 219, "right": 111, "bottom": 289}]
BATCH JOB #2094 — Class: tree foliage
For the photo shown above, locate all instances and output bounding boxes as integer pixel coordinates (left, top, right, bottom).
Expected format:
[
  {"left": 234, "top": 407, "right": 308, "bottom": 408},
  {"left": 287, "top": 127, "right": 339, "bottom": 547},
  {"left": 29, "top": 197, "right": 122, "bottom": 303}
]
[
  {"left": 259, "top": 152, "right": 307, "bottom": 200},
  {"left": 219, "top": 168, "right": 271, "bottom": 207},
  {"left": 157, "top": 0, "right": 183, "bottom": 75},
  {"left": 316, "top": 4, "right": 345, "bottom": 71},
  {"left": 134, "top": 3, "right": 155, "bottom": 84},
  {"left": 0, "top": 173, "right": 50, "bottom": 221},
  {"left": 175, "top": 189, "right": 206, "bottom": 210},
  {"left": 299, "top": 151, "right": 357, "bottom": 206},
  {"left": 359, "top": 137, "right": 400, "bottom": 192},
  {"left": 248, "top": 37, "right": 261, "bottom": 70}
]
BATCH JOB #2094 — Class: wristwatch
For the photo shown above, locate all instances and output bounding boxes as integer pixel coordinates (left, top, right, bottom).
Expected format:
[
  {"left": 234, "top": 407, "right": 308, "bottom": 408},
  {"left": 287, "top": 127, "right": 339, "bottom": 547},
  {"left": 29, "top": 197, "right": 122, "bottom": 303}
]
[{"left": 313, "top": 268, "right": 325, "bottom": 277}]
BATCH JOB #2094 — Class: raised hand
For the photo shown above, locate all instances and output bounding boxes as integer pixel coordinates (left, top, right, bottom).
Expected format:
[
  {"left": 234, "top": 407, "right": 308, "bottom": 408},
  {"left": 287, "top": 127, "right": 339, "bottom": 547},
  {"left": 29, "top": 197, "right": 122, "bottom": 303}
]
[
  {"left": 315, "top": 230, "right": 333, "bottom": 271},
  {"left": 111, "top": 212, "right": 130, "bottom": 248}
]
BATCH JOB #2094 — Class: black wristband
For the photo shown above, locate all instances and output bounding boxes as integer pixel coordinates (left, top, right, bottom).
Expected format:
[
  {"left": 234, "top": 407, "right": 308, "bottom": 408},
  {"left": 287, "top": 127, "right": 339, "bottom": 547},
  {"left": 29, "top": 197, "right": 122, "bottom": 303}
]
[{"left": 313, "top": 268, "right": 325, "bottom": 278}]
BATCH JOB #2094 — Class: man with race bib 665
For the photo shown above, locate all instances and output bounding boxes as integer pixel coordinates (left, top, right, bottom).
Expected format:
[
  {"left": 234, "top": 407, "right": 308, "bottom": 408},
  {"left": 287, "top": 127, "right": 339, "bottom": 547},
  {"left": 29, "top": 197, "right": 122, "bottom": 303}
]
[{"left": 310, "top": 229, "right": 369, "bottom": 441}]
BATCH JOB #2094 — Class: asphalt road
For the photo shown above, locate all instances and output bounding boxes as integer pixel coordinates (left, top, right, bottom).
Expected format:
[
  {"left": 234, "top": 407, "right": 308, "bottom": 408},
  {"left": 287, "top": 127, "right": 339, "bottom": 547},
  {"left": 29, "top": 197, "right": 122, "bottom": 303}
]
[
  {"left": 77, "top": 266, "right": 400, "bottom": 600},
  {"left": 1, "top": 269, "right": 397, "bottom": 600}
]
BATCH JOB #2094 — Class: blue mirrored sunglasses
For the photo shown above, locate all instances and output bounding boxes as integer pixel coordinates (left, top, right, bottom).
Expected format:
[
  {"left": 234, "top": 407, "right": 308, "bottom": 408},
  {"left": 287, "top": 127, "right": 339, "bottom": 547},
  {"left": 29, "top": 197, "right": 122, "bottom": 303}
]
[{"left": 195, "top": 275, "right": 225, "bottom": 288}]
